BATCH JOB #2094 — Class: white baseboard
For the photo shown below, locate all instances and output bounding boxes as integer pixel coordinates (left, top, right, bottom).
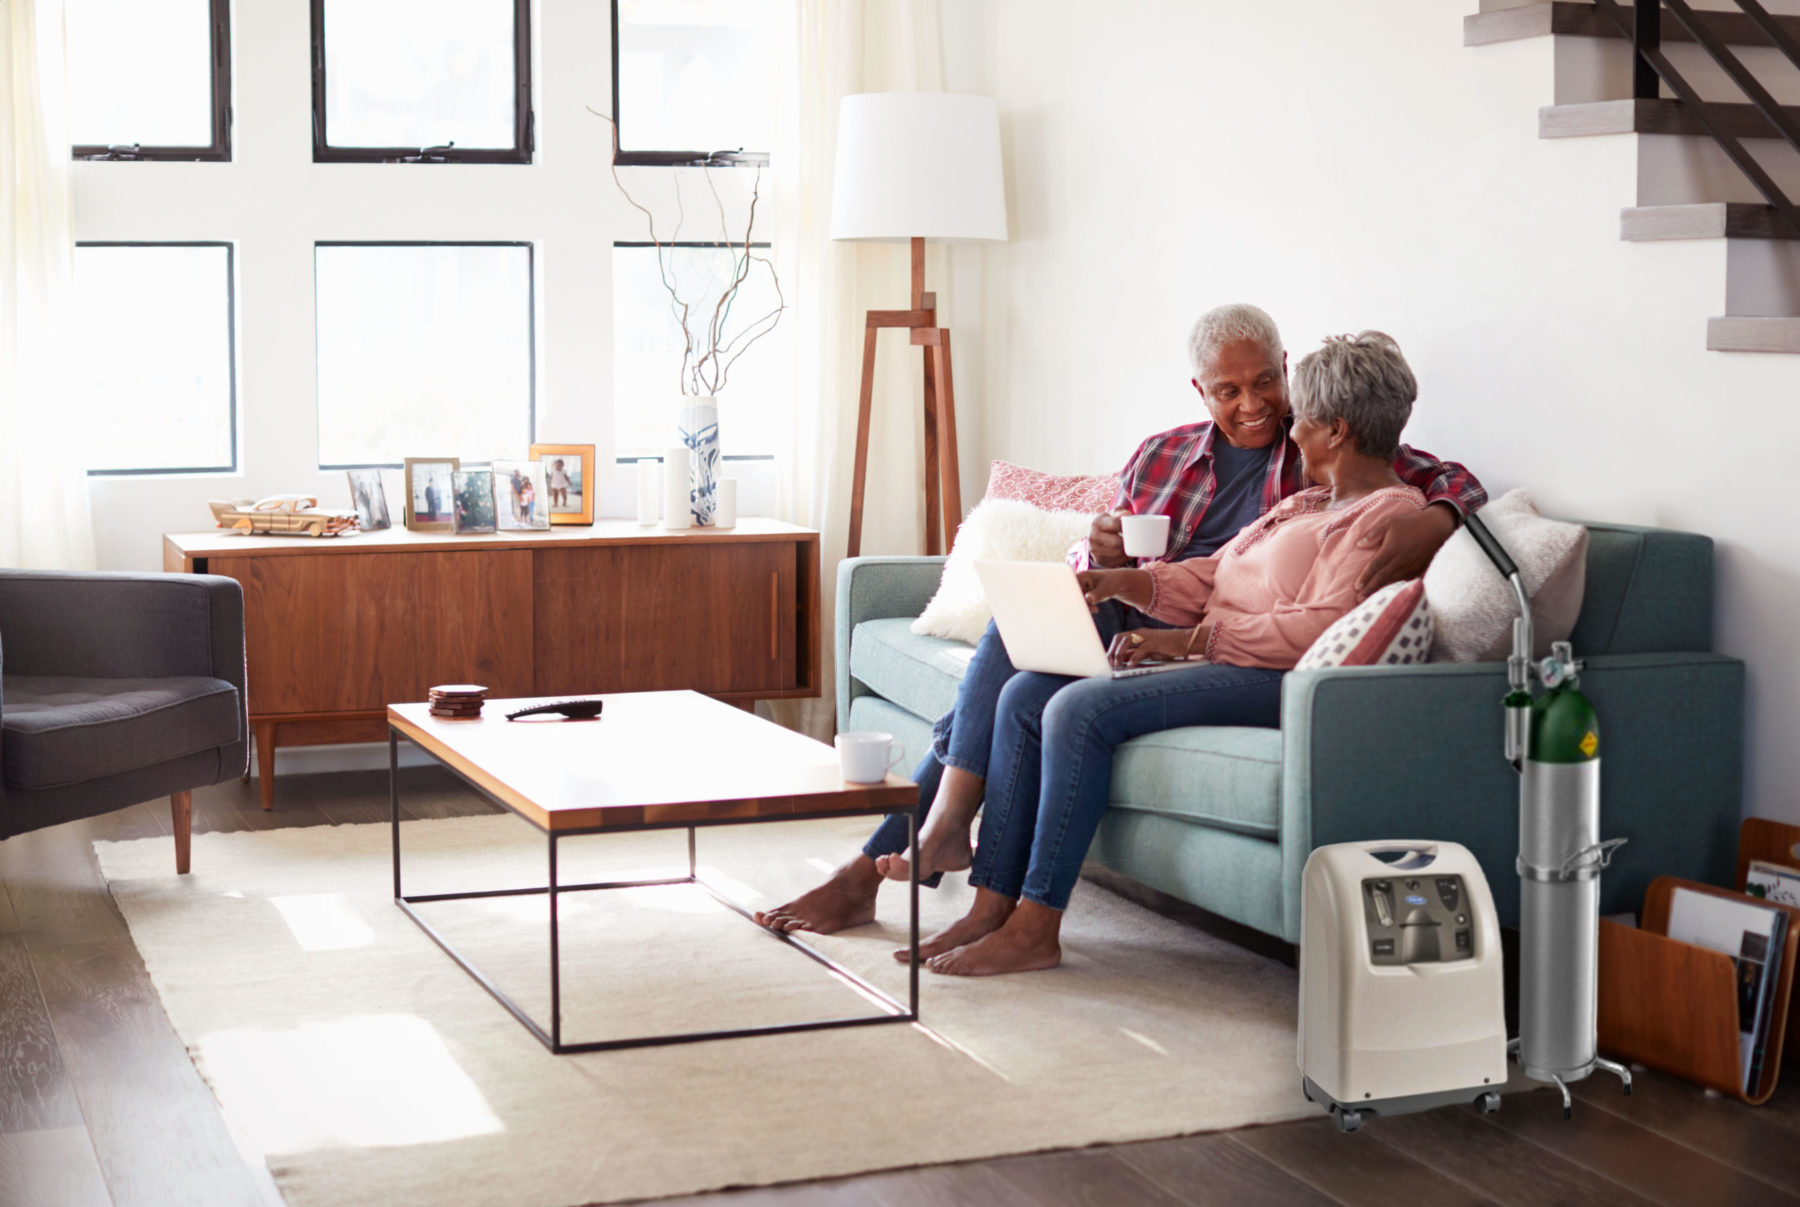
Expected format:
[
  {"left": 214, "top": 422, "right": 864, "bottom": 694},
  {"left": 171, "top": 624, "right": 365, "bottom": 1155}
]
[{"left": 254, "top": 740, "right": 438, "bottom": 777}]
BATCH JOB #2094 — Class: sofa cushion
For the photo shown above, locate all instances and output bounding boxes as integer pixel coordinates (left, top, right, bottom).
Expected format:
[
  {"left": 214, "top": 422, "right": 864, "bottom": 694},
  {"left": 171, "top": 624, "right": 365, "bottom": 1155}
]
[
  {"left": 2, "top": 675, "right": 242, "bottom": 790},
  {"left": 1109, "top": 725, "right": 1284, "bottom": 838},
  {"left": 849, "top": 619, "right": 975, "bottom": 726}
]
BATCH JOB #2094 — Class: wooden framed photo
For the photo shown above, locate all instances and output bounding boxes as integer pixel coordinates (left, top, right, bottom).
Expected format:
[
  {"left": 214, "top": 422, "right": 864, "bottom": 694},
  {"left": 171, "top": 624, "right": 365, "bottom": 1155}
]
[
  {"left": 493, "top": 459, "right": 551, "bottom": 531},
  {"left": 451, "top": 468, "right": 497, "bottom": 534},
  {"left": 345, "top": 468, "right": 391, "bottom": 531},
  {"left": 529, "top": 443, "right": 595, "bottom": 526},
  {"left": 404, "top": 458, "right": 459, "bottom": 532}
]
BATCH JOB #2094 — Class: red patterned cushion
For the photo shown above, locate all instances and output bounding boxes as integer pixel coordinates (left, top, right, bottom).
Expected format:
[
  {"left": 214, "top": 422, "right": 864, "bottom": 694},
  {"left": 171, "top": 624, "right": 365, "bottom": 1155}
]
[
  {"left": 1296, "top": 579, "right": 1432, "bottom": 670},
  {"left": 984, "top": 460, "right": 1118, "bottom": 513}
]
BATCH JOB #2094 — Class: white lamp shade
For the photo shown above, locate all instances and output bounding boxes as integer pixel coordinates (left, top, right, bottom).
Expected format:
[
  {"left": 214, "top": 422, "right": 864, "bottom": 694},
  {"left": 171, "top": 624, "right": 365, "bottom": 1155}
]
[{"left": 829, "top": 92, "right": 1008, "bottom": 243}]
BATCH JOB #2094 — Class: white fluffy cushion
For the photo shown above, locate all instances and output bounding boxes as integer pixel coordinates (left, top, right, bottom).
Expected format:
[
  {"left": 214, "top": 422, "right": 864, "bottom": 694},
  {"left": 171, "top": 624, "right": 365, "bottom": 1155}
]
[
  {"left": 1425, "top": 489, "right": 1589, "bottom": 662},
  {"left": 912, "top": 498, "right": 1096, "bottom": 646}
]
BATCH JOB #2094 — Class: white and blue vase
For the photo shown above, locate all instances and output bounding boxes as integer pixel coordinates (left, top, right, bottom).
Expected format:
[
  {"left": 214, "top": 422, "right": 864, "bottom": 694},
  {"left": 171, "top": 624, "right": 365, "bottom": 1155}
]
[{"left": 678, "top": 396, "right": 721, "bottom": 525}]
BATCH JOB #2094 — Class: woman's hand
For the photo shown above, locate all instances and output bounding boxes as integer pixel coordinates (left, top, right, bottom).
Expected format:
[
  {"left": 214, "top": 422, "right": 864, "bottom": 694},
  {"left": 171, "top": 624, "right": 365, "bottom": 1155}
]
[
  {"left": 1076, "top": 568, "right": 1154, "bottom": 612},
  {"left": 1106, "top": 627, "right": 1205, "bottom": 667}
]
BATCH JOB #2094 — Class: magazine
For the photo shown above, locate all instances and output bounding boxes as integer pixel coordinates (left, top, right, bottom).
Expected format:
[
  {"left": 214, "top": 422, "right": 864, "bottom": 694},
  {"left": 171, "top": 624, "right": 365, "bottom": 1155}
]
[
  {"left": 1746, "top": 859, "right": 1800, "bottom": 909},
  {"left": 1666, "top": 887, "right": 1789, "bottom": 1095}
]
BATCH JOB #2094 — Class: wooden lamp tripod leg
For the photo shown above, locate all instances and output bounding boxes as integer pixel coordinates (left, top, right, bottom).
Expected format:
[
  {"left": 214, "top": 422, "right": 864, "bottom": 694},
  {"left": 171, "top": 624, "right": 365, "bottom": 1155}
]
[{"left": 847, "top": 325, "right": 878, "bottom": 559}]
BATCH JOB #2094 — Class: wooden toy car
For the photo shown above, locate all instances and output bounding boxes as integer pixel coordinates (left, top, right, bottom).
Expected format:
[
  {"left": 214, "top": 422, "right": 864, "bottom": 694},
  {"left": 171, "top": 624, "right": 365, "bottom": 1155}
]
[{"left": 207, "top": 495, "right": 360, "bottom": 537}]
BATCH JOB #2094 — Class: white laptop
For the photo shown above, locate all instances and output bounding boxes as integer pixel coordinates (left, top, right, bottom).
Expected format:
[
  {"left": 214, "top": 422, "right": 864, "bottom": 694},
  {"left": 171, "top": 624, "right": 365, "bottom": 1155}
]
[{"left": 973, "top": 560, "right": 1201, "bottom": 680}]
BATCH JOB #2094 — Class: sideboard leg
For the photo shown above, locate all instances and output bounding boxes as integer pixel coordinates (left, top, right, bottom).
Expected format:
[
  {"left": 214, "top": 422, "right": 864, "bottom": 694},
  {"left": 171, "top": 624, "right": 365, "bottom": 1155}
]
[{"left": 254, "top": 721, "right": 277, "bottom": 811}]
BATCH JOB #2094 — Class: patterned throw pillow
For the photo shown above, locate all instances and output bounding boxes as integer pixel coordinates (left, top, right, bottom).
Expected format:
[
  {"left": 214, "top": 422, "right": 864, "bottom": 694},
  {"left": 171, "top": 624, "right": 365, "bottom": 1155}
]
[
  {"left": 983, "top": 460, "right": 1118, "bottom": 514},
  {"left": 1296, "top": 579, "right": 1432, "bottom": 670}
]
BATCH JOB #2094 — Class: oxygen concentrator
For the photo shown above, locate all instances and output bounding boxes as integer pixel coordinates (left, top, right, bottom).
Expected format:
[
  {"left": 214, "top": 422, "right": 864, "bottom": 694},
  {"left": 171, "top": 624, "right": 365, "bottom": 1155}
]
[{"left": 1298, "top": 512, "right": 1632, "bottom": 1129}]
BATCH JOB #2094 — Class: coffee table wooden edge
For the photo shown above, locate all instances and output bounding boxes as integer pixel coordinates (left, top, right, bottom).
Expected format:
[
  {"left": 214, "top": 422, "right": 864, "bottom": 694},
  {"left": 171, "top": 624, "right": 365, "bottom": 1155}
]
[{"left": 385, "top": 704, "right": 917, "bottom": 833}]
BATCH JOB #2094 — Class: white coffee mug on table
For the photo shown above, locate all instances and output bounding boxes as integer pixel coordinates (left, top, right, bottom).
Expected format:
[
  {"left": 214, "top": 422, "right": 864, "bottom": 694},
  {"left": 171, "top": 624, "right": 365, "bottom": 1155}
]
[
  {"left": 836, "top": 731, "right": 904, "bottom": 783},
  {"left": 1120, "top": 513, "right": 1171, "bottom": 559}
]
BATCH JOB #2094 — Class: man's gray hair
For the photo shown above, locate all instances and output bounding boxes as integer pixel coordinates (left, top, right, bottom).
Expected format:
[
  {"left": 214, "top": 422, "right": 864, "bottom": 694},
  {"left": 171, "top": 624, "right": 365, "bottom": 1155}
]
[
  {"left": 1290, "top": 331, "right": 1416, "bottom": 459},
  {"left": 1188, "top": 304, "right": 1284, "bottom": 377}
]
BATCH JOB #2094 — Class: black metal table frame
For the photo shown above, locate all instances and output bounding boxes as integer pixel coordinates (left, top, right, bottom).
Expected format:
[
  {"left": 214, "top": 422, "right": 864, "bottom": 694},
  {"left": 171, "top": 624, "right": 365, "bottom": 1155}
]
[{"left": 389, "top": 727, "right": 921, "bottom": 1054}]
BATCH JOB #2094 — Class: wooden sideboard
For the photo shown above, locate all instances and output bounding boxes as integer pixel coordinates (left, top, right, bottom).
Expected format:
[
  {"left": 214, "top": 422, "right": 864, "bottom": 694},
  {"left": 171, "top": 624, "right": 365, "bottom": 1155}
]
[{"left": 164, "top": 519, "right": 821, "bottom": 808}]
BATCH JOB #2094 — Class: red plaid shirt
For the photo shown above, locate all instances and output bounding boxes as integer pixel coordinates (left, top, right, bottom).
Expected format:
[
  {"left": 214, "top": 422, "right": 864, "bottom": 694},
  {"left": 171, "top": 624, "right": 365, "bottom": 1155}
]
[{"left": 1071, "top": 418, "right": 1486, "bottom": 569}]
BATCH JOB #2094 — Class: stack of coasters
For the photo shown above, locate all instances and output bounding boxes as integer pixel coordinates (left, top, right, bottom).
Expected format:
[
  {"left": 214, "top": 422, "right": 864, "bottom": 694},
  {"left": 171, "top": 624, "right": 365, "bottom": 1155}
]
[{"left": 428, "top": 684, "right": 488, "bottom": 719}]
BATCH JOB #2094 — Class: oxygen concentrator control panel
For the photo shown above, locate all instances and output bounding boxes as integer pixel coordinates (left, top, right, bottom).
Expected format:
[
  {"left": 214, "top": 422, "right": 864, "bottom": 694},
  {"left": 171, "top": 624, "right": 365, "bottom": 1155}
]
[{"left": 1361, "top": 875, "right": 1474, "bottom": 965}]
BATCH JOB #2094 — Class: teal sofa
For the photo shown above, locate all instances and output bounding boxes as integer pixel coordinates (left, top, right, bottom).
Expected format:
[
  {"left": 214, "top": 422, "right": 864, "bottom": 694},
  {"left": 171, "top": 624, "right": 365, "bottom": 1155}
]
[{"left": 837, "top": 523, "right": 1745, "bottom": 944}]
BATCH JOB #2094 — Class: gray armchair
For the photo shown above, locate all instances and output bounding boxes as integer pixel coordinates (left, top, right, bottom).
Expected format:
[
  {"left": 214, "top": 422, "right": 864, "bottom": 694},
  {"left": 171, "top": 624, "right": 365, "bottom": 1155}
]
[{"left": 0, "top": 570, "right": 248, "bottom": 873}]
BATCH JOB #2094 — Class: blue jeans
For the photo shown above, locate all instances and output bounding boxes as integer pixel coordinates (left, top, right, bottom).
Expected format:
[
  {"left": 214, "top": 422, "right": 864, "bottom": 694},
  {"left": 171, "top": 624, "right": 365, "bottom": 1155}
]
[
  {"left": 970, "top": 663, "right": 1286, "bottom": 910},
  {"left": 861, "top": 601, "right": 1170, "bottom": 870}
]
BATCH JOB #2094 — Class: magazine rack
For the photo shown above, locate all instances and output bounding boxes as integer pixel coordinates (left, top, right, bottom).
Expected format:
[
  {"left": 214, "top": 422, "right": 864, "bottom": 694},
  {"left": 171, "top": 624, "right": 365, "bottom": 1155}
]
[{"left": 1596, "top": 819, "right": 1800, "bottom": 1104}]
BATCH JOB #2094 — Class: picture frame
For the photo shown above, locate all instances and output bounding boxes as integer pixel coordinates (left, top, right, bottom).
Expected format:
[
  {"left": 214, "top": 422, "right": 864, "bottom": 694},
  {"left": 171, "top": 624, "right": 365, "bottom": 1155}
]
[
  {"left": 345, "top": 468, "right": 391, "bottom": 532},
  {"left": 451, "top": 468, "right": 497, "bottom": 535},
  {"left": 529, "top": 443, "right": 595, "bottom": 526},
  {"left": 492, "top": 459, "right": 552, "bottom": 531},
  {"left": 404, "top": 458, "right": 459, "bottom": 532}
]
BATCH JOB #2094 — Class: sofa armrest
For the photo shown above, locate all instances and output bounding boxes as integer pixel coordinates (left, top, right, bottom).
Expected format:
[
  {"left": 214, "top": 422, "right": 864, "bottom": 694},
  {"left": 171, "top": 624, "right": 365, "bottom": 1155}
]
[
  {"left": 0, "top": 570, "right": 246, "bottom": 697},
  {"left": 834, "top": 557, "right": 947, "bottom": 735},
  {"left": 1277, "top": 652, "right": 1744, "bottom": 942}
]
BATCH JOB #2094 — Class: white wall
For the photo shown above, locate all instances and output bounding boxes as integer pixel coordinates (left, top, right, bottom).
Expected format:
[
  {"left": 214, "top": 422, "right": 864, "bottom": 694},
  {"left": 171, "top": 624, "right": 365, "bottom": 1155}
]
[
  {"left": 76, "top": 0, "right": 777, "bottom": 575},
  {"left": 960, "top": 1, "right": 1798, "bottom": 824}
]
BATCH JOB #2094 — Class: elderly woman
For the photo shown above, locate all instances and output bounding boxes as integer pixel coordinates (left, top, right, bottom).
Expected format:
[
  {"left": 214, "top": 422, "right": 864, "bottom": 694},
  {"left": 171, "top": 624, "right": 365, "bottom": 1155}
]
[{"left": 917, "top": 331, "right": 1429, "bottom": 976}]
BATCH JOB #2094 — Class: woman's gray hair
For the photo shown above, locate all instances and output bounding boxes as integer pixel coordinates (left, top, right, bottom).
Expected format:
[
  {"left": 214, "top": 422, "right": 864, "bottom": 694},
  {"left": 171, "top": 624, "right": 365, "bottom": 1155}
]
[
  {"left": 1188, "top": 303, "right": 1283, "bottom": 377},
  {"left": 1290, "top": 331, "right": 1416, "bottom": 459}
]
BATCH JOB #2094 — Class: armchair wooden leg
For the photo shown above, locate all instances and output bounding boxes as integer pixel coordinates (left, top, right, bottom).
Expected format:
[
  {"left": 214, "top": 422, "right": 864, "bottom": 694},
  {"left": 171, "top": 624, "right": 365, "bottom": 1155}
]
[
  {"left": 172, "top": 790, "right": 192, "bottom": 875},
  {"left": 254, "top": 721, "right": 276, "bottom": 811}
]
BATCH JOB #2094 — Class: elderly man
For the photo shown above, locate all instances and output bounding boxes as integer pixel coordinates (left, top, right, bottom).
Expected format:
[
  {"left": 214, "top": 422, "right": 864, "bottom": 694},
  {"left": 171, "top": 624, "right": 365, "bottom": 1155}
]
[{"left": 754, "top": 304, "right": 1485, "bottom": 935}]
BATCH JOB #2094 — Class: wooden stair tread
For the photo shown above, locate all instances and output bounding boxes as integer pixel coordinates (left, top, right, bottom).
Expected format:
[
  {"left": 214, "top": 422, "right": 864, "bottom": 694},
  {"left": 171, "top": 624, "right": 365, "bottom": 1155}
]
[
  {"left": 1468, "top": 2, "right": 1800, "bottom": 48},
  {"left": 1708, "top": 316, "right": 1800, "bottom": 353},
  {"left": 1540, "top": 98, "right": 1800, "bottom": 140},
  {"left": 1622, "top": 202, "right": 1800, "bottom": 241}
]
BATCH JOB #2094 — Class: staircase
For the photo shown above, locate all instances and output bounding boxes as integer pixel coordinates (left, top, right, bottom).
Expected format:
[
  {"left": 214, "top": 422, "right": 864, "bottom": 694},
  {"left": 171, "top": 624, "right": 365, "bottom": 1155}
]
[{"left": 1468, "top": 0, "right": 1800, "bottom": 352}]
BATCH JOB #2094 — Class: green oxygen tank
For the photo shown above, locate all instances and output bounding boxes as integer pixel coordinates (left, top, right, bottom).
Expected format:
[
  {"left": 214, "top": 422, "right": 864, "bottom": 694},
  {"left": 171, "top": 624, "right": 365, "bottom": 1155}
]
[{"left": 1517, "top": 657, "right": 1605, "bottom": 1086}]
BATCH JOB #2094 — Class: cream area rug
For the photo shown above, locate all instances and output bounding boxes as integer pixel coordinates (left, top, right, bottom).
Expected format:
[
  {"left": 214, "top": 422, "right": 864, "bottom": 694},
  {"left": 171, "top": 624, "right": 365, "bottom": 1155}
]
[{"left": 95, "top": 815, "right": 1312, "bottom": 1206}]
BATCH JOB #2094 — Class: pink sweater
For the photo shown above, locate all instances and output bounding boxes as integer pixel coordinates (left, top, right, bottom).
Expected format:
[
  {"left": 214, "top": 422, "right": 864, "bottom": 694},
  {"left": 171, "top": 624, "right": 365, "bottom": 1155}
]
[{"left": 1145, "top": 484, "right": 1427, "bottom": 669}]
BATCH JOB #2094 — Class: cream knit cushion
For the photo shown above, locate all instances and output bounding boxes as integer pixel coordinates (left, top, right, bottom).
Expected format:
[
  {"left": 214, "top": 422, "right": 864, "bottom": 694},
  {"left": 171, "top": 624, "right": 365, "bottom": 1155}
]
[
  {"left": 1425, "top": 489, "right": 1589, "bottom": 662},
  {"left": 912, "top": 498, "right": 1095, "bottom": 646}
]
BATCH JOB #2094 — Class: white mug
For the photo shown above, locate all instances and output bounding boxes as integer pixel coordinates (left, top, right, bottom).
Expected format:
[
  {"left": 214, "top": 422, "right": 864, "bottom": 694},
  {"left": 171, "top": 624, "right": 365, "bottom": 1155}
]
[
  {"left": 1120, "top": 513, "right": 1172, "bottom": 559},
  {"left": 836, "top": 731, "right": 904, "bottom": 783}
]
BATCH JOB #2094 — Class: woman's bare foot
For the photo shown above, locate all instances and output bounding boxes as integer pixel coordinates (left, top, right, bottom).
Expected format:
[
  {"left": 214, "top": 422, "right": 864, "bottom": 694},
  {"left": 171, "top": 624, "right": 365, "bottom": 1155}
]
[
  {"left": 874, "top": 829, "right": 972, "bottom": 883},
  {"left": 928, "top": 900, "right": 1064, "bottom": 976},
  {"left": 892, "top": 888, "right": 1015, "bottom": 962},
  {"left": 877, "top": 765, "right": 984, "bottom": 883},
  {"left": 753, "top": 855, "right": 882, "bottom": 934}
]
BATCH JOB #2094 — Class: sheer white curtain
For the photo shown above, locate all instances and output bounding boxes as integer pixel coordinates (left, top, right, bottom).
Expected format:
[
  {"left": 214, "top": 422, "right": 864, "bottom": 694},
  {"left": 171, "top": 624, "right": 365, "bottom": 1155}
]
[
  {"left": 1, "top": 0, "right": 96, "bottom": 570},
  {"left": 770, "top": 0, "right": 944, "bottom": 738}
]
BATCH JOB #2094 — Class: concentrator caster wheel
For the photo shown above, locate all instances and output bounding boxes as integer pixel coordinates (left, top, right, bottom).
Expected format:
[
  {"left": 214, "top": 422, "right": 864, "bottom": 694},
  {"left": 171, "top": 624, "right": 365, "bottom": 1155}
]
[
  {"left": 1302, "top": 1081, "right": 1314, "bottom": 1103},
  {"left": 1477, "top": 1091, "right": 1501, "bottom": 1115},
  {"left": 1334, "top": 1109, "right": 1363, "bottom": 1134}
]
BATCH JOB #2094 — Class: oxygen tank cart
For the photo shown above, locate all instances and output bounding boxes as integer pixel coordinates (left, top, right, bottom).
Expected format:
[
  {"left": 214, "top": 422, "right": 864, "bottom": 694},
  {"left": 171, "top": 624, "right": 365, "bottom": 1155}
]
[{"left": 1463, "top": 512, "right": 1633, "bottom": 1118}]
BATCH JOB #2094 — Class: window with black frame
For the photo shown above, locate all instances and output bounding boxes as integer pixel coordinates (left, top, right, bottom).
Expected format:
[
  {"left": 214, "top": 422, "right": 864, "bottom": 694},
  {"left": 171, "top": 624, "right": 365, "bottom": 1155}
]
[
  {"left": 610, "top": 0, "right": 776, "bottom": 166},
  {"left": 73, "top": 244, "right": 238, "bottom": 475},
  {"left": 314, "top": 243, "right": 536, "bottom": 469},
  {"left": 310, "top": 0, "right": 534, "bottom": 164},
  {"left": 68, "top": 0, "right": 231, "bottom": 161}
]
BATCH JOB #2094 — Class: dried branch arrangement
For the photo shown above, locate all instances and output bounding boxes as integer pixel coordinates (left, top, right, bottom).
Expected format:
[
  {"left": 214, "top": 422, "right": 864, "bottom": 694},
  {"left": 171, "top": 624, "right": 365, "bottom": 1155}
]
[{"left": 589, "top": 108, "right": 786, "bottom": 397}]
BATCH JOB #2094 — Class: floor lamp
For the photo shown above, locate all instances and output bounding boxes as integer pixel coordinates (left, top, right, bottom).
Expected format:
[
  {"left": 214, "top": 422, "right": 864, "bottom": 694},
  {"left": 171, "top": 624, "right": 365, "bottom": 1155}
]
[{"left": 830, "top": 92, "right": 1008, "bottom": 557}]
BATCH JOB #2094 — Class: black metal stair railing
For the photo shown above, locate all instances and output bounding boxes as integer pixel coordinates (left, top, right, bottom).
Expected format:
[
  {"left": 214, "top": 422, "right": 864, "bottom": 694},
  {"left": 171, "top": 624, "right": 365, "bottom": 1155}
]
[{"left": 1597, "top": 0, "right": 1800, "bottom": 238}]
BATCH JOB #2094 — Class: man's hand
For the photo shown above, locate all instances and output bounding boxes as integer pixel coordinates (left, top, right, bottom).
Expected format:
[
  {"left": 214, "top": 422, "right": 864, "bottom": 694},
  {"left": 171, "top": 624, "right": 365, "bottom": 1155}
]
[
  {"left": 1354, "top": 502, "right": 1457, "bottom": 598},
  {"left": 1088, "top": 508, "right": 1132, "bottom": 568},
  {"left": 1077, "top": 568, "right": 1154, "bottom": 612}
]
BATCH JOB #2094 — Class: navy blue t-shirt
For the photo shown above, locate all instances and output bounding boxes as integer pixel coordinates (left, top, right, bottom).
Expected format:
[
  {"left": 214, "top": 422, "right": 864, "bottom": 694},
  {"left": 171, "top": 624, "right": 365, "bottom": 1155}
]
[{"left": 1170, "top": 439, "right": 1274, "bottom": 561}]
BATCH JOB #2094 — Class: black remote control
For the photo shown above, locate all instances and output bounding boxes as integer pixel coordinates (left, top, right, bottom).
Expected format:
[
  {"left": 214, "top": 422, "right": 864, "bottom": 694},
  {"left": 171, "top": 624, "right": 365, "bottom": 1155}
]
[{"left": 504, "top": 699, "right": 605, "bottom": 721}]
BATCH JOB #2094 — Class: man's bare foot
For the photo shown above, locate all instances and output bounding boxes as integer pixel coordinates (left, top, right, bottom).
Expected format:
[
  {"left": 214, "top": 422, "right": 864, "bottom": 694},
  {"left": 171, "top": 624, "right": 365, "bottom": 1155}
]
[
  {"left": 927, "top": 901, "right": 1064, "bottom": 976},
  {"left": 892, "top": 888, "right": 1015, "bottom": 962},
  {"left": 752, "top": 855, "right": 882, "bottom": 934}
]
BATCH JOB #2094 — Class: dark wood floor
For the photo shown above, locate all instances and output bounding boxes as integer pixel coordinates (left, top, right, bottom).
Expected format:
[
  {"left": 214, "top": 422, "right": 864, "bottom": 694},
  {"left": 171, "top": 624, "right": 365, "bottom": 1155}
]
[{"left": 1, "top": 769, "right": 1796, "bottom": 1207}]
